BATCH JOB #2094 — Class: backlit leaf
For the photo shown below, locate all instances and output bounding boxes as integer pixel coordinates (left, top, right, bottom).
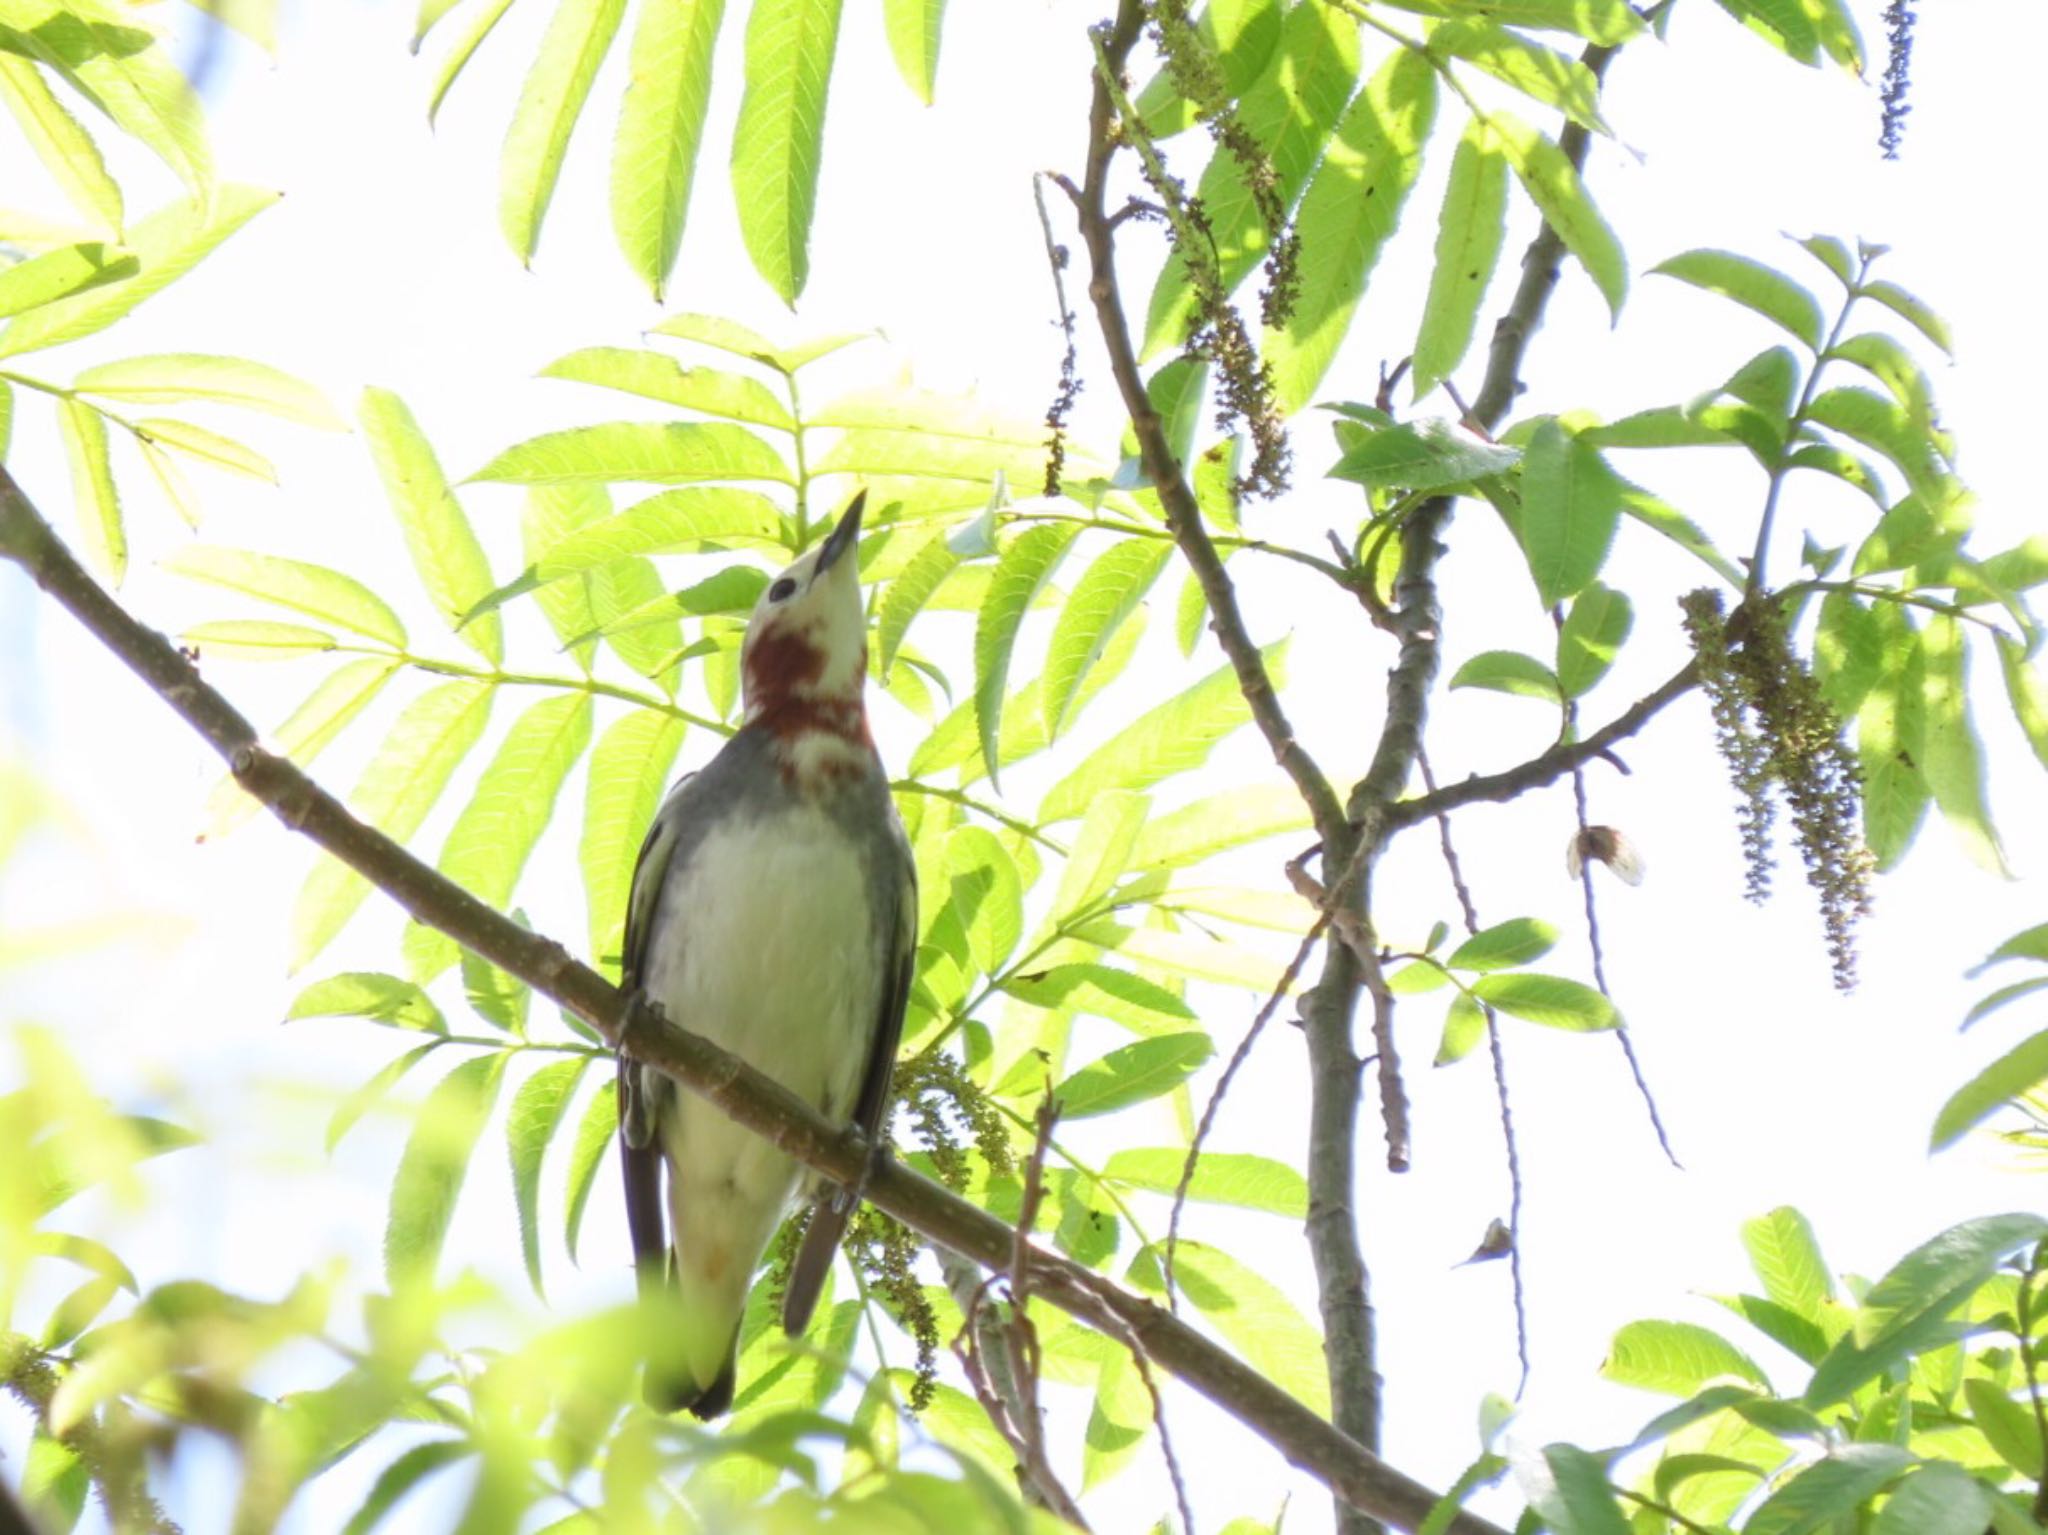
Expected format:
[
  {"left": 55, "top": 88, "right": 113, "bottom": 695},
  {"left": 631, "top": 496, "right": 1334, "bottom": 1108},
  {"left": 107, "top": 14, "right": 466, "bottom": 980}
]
[
  {"left": 404, "top": 692, "right": 594, "bottom": 981},
  {"left": 507, "top": 1056, "right": 591, "bottom": 1297},
  {"left": 1518, "top": 420, "right": 1623, "bottom": 605},
  {"left": 361, "top": 387, "right": 503, "bottom": 664},
  {"left": 563, "top": 1079, "right": 618, "bottom": 1262},
  {"left": 73, "top": 353, "right": 343, "bottom": 428},
  {"left": 1471, "top": 972, "right": 1617, "bottom": 1030},
  {"left": 1652, "top": 248, "right": 1824, "bottom": 349},
  {"left": 500, "top": 0, "right": 627, "bottom": 263},
  {"left": 55, "top": 398, "right": 121, "bottom": 582},
  {"left": 581, "top": 709, "right": 686, "bottom": 980},
  {"left": 471, "top": 421, "right": 792, "bottom": 485},
  {"left": 881, "top": 0, "right": 944, "bottom": 102},
  {"left": 1043, "top": 539, "right": 1171, "bottom": 740},
  {"left": 610, "top": 0, "right": 725, "bottom": 298},
  {"left": 199, "top": 659, "right": 399, "bottom": 840},
  {"left": 385, "top": 1052, "right": 508, "bottom": 1285},
  {"left": 975, "top": 523, "right": 1076, "bottom": 789},
  {"left": 1412, "top": 118, "right": 1508, "bottom": 399},
  {"left": 1103, "top": 1148, "right": 1305, "bottom": 1216},
  {"left": 1555, "top": 583, "right": 1632, "bottom": 697},
  {"left": 730, "top": 0, "right": 843, "bottom": 303},
  {"left": 0, "top": 53, "right": 122, "bottom": 233},
  {"left": 1492, "top": 110, "right": 1626, "bottom": 318},
  {"left": 542, "top": 345, "right": 790, "bottom": 428}
]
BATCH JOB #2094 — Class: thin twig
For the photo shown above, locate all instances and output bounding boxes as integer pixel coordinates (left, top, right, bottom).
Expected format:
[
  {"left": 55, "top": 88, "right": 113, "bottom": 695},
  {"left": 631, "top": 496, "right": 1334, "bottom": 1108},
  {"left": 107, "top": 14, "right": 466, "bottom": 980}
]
[
  {"left": 0, "top": 462, "right": 1510, "bottom": 1535},
  {"left": 1165, "top": 848, "right": 1334, "bottom": 1309},
  {"left": 1033, "top": 172, "right": 1084, "bottom": 500},
  {"left": 1567, "top": 753, "right": 1680, "bottom": 1167},
  {"left": 1416, "top": 750, "right": 1529, "bottom": 1397}
]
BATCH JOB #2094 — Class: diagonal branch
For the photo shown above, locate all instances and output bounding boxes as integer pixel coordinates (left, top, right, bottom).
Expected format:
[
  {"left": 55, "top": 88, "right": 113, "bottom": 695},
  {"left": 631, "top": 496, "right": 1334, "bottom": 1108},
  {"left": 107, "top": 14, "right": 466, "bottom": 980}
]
[
  {"left": 1389, "top": 662, "right": 1699, "bottom": 829},
  {"left": 0, "top": 469, "right": 1507, "bottom": 1535}
]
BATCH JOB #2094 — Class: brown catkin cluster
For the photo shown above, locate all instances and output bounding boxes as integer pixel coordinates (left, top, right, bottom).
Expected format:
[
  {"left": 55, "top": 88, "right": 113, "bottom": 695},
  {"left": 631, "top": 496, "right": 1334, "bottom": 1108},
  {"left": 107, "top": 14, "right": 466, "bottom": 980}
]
[
  {"left": 893, "top": 1049, "right": 1015, "bottom": 1191},
  {"left": 847, "top": 1204, "right": 939, "bottom": 1410},
  {"left": 1682, "top": 589, "right": 1875, "bottom": 991},
  {"left": 1121, "top": 8, "right": 1292, "bottom": 501}
]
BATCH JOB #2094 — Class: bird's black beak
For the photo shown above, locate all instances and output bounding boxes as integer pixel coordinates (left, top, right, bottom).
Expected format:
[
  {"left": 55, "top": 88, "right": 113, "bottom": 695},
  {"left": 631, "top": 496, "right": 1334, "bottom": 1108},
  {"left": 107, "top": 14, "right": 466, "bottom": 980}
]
[{"left": 814, "top": 492, "right": 865, "bottom": 577}]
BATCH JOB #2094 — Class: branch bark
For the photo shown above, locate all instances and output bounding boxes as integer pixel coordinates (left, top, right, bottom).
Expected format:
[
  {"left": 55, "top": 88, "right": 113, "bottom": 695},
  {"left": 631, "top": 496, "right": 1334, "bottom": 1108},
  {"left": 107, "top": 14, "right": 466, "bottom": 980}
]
[{"left": 0, "top": 470, "right": 1507, "bottom": 1535}]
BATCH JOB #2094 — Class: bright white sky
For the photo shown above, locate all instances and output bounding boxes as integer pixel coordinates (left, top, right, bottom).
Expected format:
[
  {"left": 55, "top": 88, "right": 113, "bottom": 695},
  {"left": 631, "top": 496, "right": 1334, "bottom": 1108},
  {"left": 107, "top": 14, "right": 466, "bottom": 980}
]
[{"left": 4, "top": 1, "right": 2048, "bottom": 1531}]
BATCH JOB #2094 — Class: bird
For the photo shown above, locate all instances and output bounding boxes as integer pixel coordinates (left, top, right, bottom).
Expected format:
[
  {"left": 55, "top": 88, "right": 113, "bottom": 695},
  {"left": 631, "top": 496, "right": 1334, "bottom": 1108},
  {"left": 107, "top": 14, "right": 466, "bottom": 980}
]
[{"left": 614, "top": 491, "right": 916, "bottom": 1420}]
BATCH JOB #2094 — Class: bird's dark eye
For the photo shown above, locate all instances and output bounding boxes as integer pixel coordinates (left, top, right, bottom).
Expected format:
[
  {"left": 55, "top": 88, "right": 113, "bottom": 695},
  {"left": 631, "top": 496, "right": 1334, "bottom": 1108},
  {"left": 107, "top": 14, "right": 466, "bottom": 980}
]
[{"left": 768, "top": 577, "right": 798, "bottom": 602}]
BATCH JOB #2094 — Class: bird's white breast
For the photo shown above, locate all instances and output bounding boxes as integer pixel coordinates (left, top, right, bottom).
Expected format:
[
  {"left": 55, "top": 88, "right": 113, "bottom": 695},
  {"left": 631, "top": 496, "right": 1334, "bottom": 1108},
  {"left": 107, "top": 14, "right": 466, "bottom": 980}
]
[{"left": 640, "top": 798, "right": 881, "bottom": 1289}]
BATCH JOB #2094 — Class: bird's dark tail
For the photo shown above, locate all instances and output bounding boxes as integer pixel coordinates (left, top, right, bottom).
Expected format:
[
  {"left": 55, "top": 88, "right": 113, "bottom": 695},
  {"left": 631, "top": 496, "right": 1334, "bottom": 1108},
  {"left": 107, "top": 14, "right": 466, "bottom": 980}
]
[
  {"left": 646, "top": 1347, "right": 738, "bottom": 1421},
  {"left": 783, "top": 1194, "right": 850, "bottom": 1336}
]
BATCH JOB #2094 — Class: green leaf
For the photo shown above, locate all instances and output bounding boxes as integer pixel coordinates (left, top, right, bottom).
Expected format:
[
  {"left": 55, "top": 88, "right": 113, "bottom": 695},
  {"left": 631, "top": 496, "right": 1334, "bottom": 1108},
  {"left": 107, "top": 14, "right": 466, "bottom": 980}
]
[
  {"left": 1103, "top": 1149, "right": 1306, "bottom": 1216},
  {"left": 975, "top": 523, "right": 1076, "bottom": 790},
  {"left": 1855, "top": 1213, "right": 2048, "bottom": 1351},
  {"left": 729, "top": 0, "right": 843, "bottom": 303},
  {"left": 1141, "top": 0, "right": 1360, "bottom": 358},
  {"left": 0, "top": 53, "right": 122, "bottom": 233},
  {"left": 1856, "top": 603, "right": 1929, "bottom": 871},
  {"left": 581, "top": 709, "right": 685, "bottom": 980},
  {"left": 1555, "top": 583, "right": 1632, "bottom": 697},
  {"left": 1930, "top": 1030, "right": 2048, "bottom": 1152},
  {"left": 1, "top": 4, "right": 209, "bottom": 193},
  {"left": 1963, "top": 1378, "right": 2045, "bottom": 1478},
  {"left": 877, "top": 529, "right": 961, "bottom": 679},
  {"left": 1471, "top": 972, "right": 1617, "bottom": 1030},
  {"left": 1043, "top": 539, "right": 1172, "bottom": 740},
  {"left": 1411, "top": 119, "right": 1509, "bottom": 399},
  {"left": 508, "top": 1057, "right": 591, "bottom": 1298},
  {"left": 73, "top": 353, "right": 343, "bottom": 427},
  {"left": 1081, "top": 1347, "right": 1151, "bottom": 1491},
  {"left": 200, "top": 659, "right": 400, "bottom": 840},
  {"left": 1049, "top": 789, "right": 1151, "bottom": 929},
  {"left": 0, "top": 241, "right": 134, "bottom": 319},
  {"left": 1268, "top": 48, "right": 1437, "bottom": 412},
  {"left": 1492, "top": 110, "right": 1626, "bottom": 319},
  {"left": 1518, "top": 421, "right": 1623, "bottom": 606},
  {"left": 471, "top": 421, "right": 792, "bottom": 485},
  {"left": 1805, "top": 387, "right": 1946, "bottom": 496},
  {"left": 161, "top": 546, "right": 409, "bottom": 648},
  {"left": 881, "top": 0, "right": 944, "bottom": 102},
  {"left": 1129, "top": 1240, "right": 1329, "bottom": 1413},
  {"left": 404, "top": 693, "right": 594, "bottom": 981},
  {"left": 1001, "top": 964, "right": 1197, "bottom": 1038},
  {"left": 500, "top": 0, "right": 627, "bottom": 263},
  {"left": 288, "top": 972, "right": 447, "bottom": 1033},
  {"left": 531, "top": 489, "right": 786, "bottom": 585},
  {"left": 425, "top": 0, "right": 518, "bottom": 121},
  {"left": 1744, "top": 1444, "right": 1913, "bottom": 1535},
  {"left": 1328, "top": 417, "right": 1519, "bottom": 492},
  {"left": 292, "top": 683, "right": 495, "bottom": 970},
  {"left": 947, "top": 826, "right": 1023, "bottom": 977},
  {"left": 1871, "top": 1463, "right": 1992, "bottom": 1535},
  {"left": 0, "top": 185, "right": 277, "bottom": 358},
  {"left": 1602, "top": 1320, "right": 1768, "bottom": 1396},
  {"left": 563, "top": 1079, "right": 617, "bottom": 1262},
  {"left": 1039, "top": 642, "right": 1284, "bottom": 822},
  {"left": 1053, "top": 1033, "right": 1212, "bottom": 1119},
  {"left": 340, "top": 1441, "right": 473, "bottom": 1535},
  {"left": 180, "top": 620, "right": 335, "bottom": 662},
  {"left": 1828, "top": 332, "right": 1933, "bottom": 431},
  {"left": 385, "top": 1052, "right": 508, "bottom": 1286},
  {"left": 1434, "top": 989, "right": 1487, "bottom": 1066},
  {"left": 1740, "top": 1207, "right": 1832, "bottom": 1321},
  {"left": 135, "top": 417, "right": 274, "bottom": 482},
  {"left": 1447, "top": 917, "right": 1557, "bottom": 972},
  {"left": 1449, "top": 649, "right": 1559, "bottom": 702},
  {"left": 1428, "top": 21, "right": 1607, "bottom": 133},
  {"left": 1860, "top": 278, "right": 1952, "bottom": 357},
  {"left": 1651, "top": 248, "right": 1824, "bottom": 349},
  {"left": 542, "top": 346, "right": 790, "bottom": 429},
  {"left": 1995, "top": 633, "right": 2048, "bottom": 772},
  {"left": 1919, "top": 615, "right": 2008, "bottom": 875},
  {"left": 1535, "top": 1444, "right": 1630, "bottom": 1535},
  {"left": 609, "top": 0, "right": 726, "bottom": 299},
  {"left": 1130, "top": 785, "right": 1310, "bottom": 871},
  {"left": 1963, "top": 977, "right": 2048, "bottom": 1031},
  {"left": 1378, "top": 0, "right": 1642, "bottom": 42},
  {"left": 328, "top": 1041, "right": 445, "bottom": 1154},
  {"left": 361, "top": 387, "right": 503, "bottom": 665},
  {"left": 55, "top": 397, "right": 121, "bottom": 582},
  {"left": 1975, "top": 923, "right": 2048, "bottom": 971}
]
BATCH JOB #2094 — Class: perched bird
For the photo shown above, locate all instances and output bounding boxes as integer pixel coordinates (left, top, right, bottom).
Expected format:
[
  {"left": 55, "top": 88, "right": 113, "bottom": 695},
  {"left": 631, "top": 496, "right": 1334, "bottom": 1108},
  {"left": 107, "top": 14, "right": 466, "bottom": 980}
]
[{"left": 616, "top": 492, "right": 916, "bottom": 1419}]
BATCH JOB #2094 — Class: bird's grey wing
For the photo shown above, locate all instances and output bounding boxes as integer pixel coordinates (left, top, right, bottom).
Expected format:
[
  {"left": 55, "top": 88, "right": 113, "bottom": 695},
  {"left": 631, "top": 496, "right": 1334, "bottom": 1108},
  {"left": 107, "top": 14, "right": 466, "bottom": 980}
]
[
  {"left": 618, "top": 778, "right": 694, "bottom": 1298},
  {"left": 783, "top": 834, "right": 916, "bottom": 1334}
]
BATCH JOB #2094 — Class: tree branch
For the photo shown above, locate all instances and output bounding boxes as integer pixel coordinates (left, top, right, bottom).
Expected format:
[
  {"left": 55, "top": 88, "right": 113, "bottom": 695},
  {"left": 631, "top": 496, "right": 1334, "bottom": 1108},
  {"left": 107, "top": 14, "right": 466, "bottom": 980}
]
[
  {"left": 1066, "top": 0, "right": 1347, "bottom": 848},
  {"left": 1389, "top": 663, "right": 1698, "bottom": 829},
  {"left": 0, "top": 470, "right": 1506, "bottom": 1535}
]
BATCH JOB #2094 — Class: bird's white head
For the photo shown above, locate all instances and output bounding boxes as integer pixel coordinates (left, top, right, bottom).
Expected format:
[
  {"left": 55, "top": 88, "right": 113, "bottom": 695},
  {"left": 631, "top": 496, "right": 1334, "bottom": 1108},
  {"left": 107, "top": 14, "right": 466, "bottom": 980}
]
[{"left": 740, "top": 493, "right": 873, "bottom": 750}]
